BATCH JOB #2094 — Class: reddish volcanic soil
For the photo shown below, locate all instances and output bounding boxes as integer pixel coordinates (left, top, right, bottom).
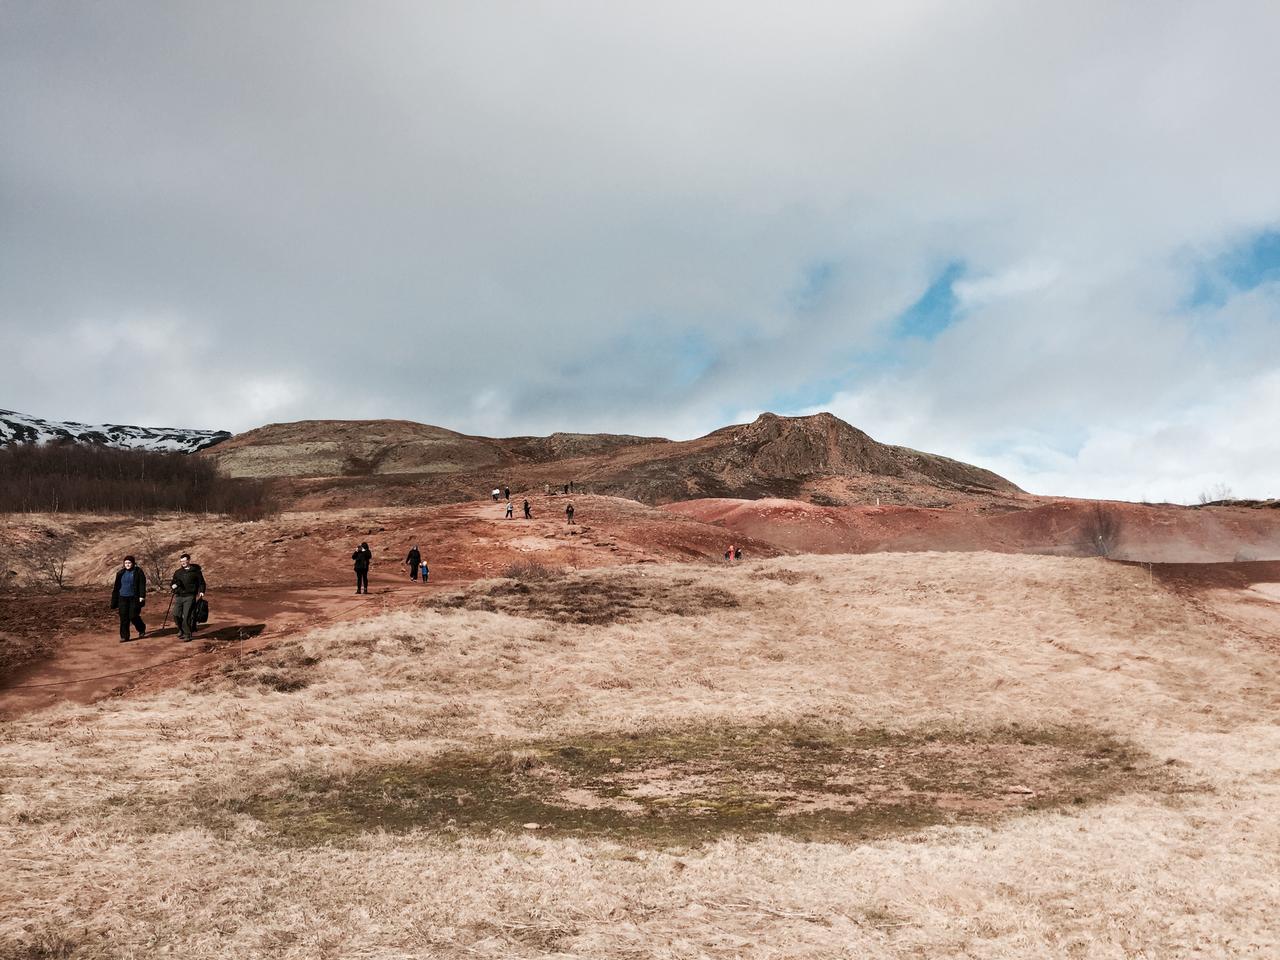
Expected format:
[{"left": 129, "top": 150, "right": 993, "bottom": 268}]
[
  {"left": 0, "top": 495, "right": 779, "bottom": 716},
  {"left": 3, "top": 491, "right": 1279, "bottom": 718},
  {"left": 664, "top": 497, "right": 1280, "bottom": 563}
]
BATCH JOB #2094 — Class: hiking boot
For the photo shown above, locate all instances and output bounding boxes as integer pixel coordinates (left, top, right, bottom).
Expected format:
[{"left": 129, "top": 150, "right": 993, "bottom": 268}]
[
  {"left": 137, "top": 630, "right": 146, "bottom": 639},
  {"left": 180, "top": 636, "right": 192, "bottom": 643},
  {"left": 119, "top": 637, "right": 135, "bottom": 643}
]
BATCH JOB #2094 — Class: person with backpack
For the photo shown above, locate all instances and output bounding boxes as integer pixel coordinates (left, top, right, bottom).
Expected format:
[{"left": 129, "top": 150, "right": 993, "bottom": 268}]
[
  {"left": 352, "top": 542, "right": 372, "bottom": 594},
  {"left": 406, "top": 544, "right": 422, "bottom": 581},
  {"left": 169, "top": 553, "right": 205, "bottom": 642},
  {"left": 565, "top": 501, "right": 575, "bottom": 525},
  {"left": 110, "top": 555, "right": 147, "bottom": 643},
  {"left": 505, "top": 499, "right": 514, "bottom": 519}
]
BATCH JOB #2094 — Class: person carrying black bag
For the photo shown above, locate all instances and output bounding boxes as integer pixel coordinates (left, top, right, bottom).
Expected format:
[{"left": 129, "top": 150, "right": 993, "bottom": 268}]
[
  {"left": 110, "top": 555, "right": 147, "bottom": 643},
  {"left": 169, "top": 553, "right": 206, "bottom": 642}
]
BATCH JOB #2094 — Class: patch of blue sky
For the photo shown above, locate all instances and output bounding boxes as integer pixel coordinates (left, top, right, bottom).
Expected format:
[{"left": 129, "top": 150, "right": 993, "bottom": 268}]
[
  {"left": 788, "top": 260, "right": 838, "bottom": 313},
  {"left": 557, "top": 326, "right": 717, "bottom": 391},
  {"left": 1185, "top": 228, "right": 1280, "bottom": 309},
  {"left": 669, "top": 330, "right": 718, "bottom": 388},
  {"left": 892, "top": 260, "right": 965, "bottom": 341}
]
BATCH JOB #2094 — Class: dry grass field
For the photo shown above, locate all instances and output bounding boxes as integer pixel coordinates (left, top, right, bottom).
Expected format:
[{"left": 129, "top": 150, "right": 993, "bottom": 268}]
[{"left": 3, "top": 552, "right": 1279, "bottom": 958}]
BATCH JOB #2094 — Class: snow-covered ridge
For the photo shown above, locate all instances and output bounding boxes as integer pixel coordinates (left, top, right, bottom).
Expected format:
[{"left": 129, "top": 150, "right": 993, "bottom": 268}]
[{"left": 0, "top": 409, "right": 230, "bottom": 454}]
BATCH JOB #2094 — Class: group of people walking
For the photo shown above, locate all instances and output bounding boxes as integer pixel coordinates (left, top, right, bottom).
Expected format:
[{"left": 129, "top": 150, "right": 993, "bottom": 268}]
[
  {"left": 109, "top": 552, "right": 206, "bottom": 643},
  {"left": 351, "top": 541, "right": 429, "bottom": 593}
]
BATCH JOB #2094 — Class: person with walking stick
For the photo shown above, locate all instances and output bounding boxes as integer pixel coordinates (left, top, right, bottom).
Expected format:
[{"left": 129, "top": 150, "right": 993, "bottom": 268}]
[{"left": 169, "top": 553, "right": 206, "bottom": 642}]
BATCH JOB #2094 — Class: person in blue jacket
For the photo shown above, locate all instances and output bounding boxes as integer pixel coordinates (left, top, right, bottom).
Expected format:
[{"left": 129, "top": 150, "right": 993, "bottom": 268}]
[{"left": 110, "top": 555, "right": 147, "bottom": 643}]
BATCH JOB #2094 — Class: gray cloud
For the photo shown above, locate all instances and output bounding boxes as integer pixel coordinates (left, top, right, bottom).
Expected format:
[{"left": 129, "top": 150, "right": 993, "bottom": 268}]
[{"left": 3, "top": 2, "right": 1279, "bottom": 499}]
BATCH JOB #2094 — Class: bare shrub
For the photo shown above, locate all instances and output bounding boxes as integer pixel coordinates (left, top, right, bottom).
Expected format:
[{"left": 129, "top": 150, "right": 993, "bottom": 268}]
[
  {"left": 1081, "top": 504, "right": 1121, "bottom": 558},
  {"left": 138, "top": 527, "right": 171, "bottom": 586},
  {"left": 1198, "top": 482, "right": 1236, "bottom": 505},
  {"left": 12, "top": 531, "right": 75, "bottom": 589},
  {"left": 502, "top": 560, "right": 562, "bottom": 581}
]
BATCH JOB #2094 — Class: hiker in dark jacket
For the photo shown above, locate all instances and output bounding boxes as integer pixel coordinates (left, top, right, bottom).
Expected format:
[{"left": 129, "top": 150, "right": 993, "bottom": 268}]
[
  {"left": 406, "top": 544, "right": 422, "bottom": 581},
  {"left": 523, "top": 499, "right": 532, "bottom": 519},
  {"left": 565, "top": 501, "right": 575, "bottom": 524},
  {"left": 169, "top": 553, "right": 205, "bottom": 642},
  {"left": 352, "top": 542, "right": 372, "bottom": 594},
  {"left": 110, "top": 555, "right": 147, "bottom": 643}
]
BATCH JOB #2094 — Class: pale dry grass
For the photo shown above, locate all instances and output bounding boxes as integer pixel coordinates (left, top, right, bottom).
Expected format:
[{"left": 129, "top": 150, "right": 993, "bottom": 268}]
[{"left": 2, "top": 553, "right": 1279, "bottom": 958}]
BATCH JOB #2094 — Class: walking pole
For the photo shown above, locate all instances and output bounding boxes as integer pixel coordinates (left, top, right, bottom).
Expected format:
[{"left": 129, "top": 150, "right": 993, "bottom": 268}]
[{"left": 161, "top": 589, "right": 174, "bottom": 629}]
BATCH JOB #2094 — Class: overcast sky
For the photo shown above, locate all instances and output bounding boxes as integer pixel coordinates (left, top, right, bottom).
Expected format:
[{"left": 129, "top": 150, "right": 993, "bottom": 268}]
[{"left": 3, "top": 1, "right": 1279, "bottom": 502}]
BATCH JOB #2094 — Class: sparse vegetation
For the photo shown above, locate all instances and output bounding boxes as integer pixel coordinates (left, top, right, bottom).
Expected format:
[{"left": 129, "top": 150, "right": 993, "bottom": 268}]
[
  {"left": 0, "top": 442, "right": 275, "bottom": 519},
  {"left": 1198, "top": 482, "right": 1236, "bottom": 505},
  {"left": 1, "top": 553, "right": 1276, "bottom": 958},
  {"left": 501, "top": 560, "right": 562, "bottom": 581},
  {"left": 7, "top": 529, "right": 75, "bottom": 589},
  {"left": 229, "top": 721, "right": 1172, "bottom": 847},
  {"left": 425, "top": 568, "right": 740, "bottom": 624}
]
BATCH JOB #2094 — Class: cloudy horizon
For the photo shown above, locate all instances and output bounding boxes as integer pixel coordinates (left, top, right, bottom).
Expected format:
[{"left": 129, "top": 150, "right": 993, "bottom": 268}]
[{"left": 3, "top": 1, "right": 1278, "bottom": 503}]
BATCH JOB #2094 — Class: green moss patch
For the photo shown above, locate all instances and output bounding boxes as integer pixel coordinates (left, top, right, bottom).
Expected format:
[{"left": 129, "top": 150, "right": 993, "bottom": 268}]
[{"left": 230, "top": 722, "right": 1178, "bottom": 847}]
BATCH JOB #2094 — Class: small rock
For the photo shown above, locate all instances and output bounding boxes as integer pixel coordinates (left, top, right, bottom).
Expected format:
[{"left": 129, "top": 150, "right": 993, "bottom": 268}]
[
  {"left": 1005, "top": 784, "right": 1034, "bottom": 795},
  {"left": 523, "top": 822, "right": 540, "bottom": 830},
  {"left": 609, "top": 757, "right": 623, "bottom": 765}
]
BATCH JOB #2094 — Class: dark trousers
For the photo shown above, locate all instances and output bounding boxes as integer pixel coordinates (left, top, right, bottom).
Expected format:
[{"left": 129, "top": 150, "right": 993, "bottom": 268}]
[
  {"left": 173, "top": 594, "right": 197, "bottom": 639},
  {"left": 117, "top": 597, "right": 145, "bottom": 639},
  {"left": 409, "top": 564, "right": 418, "bottom": 581},
  {"left": 356, "top": 569, "right": 369, "bottom": 592}
]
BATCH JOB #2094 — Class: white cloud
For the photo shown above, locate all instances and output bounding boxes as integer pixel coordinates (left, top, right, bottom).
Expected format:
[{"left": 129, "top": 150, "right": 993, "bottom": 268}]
[
  {"left": 2, "top": 2, "right": 1279, "bottom": 495},
  {"left": 954, "top": 262, "right": 1061, "bottom": 308}
]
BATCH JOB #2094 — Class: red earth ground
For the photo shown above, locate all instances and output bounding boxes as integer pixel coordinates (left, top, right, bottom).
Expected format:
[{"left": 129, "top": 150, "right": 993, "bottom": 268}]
[{"left": 3, "top": 493, "right": 1278, "bottom": 718}]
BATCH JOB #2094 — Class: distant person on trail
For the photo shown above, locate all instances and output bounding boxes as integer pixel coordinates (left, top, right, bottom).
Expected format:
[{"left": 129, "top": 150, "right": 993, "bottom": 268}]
[
  {"left": 352, "top": 542, "right": 372, "bottom": 594},
  {"left": 169, "top": 553, "right": 205, "bottom": 642},
  {"left": 523, "top": 499, "right": 532, "bottom": 519},
  {"left": 566, "top": 501, "right": 575, "bottom": 524},
  {"left": 505, "top": 499, "right": 514, "bottom": 519},
  {"left": 406, "top": 544, "right": 422, "bottom": 581},
  {"left": 725, "top": 544, "right": 734, "bottom": 562},
  {"left": 111, "top": 555, "right": 147, "bottom": 643},
  {"left": 504, "top": 485, "right": 510, "bottom": 500},
  {"left": 563, "top": 483, "right": 570, "bottom": 495},
  {"left": 734, "top": 546, "right": 743, "bottom": 561},
  {"left": 419, "top": 559, "right": 429, "bottom": 582},
  {"left": 492, "top": 488, "right": 501, "bottom": 502}
]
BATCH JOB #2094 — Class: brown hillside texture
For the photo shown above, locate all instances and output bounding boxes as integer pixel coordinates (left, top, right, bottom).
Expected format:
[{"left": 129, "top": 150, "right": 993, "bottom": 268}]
[
  {"left": 666, "top": 497, "right": 1280, "bottom": 563},
  {"left": 2, "top": 553, "right": 1278, "bottom": 958},
  {"left": 3, "top": 493, "right": 1279, "bottom": 701},
  {"left": 204, "top": 411, "right": 1023, "bottom": 507}
]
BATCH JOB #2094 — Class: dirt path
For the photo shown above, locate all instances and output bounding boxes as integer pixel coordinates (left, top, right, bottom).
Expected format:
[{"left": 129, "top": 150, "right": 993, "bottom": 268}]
[{"left": 0, "top": 571, "right": 434, "bottom": 718}]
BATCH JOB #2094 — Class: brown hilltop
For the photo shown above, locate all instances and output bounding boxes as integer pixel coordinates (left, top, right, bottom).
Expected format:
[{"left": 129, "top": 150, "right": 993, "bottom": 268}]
[{"left": 204, "top": 411, "right": 1021, "bottom": 509}]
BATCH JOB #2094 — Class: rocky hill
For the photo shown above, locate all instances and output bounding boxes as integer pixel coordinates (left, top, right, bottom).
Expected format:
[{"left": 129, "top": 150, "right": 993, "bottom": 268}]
[
  {"left": 203, "top": 411, "right": 1021, "bottom": 509},
  {"left": 0, "top": 408, "right": 229, "bottom": 453}
]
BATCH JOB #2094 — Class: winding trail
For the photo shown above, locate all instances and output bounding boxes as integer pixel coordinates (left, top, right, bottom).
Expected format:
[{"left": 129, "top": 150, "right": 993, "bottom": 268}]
[{"left": 0, "top": 572, "right": 434, "bottom": 718}]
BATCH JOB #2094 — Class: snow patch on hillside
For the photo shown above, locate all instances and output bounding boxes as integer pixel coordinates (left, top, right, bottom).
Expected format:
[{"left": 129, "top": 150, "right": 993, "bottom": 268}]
[{"left": 0, "top": 409, "right": 231, "bottom": 454}]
